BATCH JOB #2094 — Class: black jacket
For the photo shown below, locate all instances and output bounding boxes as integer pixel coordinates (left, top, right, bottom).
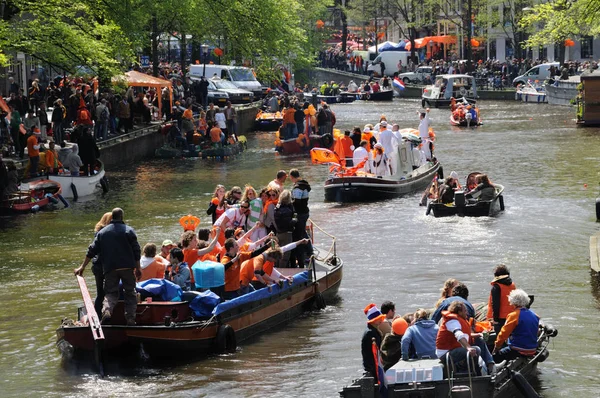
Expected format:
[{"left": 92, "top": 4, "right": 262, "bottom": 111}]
[
  {"left": 86, "top": 220, "right": 141, "bottom": 274},
  {"left": 361, "top": 325, "right": 382, "bottom": 377},
  {"left": 291, "top": 179, "right": 311, "bottom": 215},
  {"left": 274, "top": 203, "right": 295, "bottom": 233}
]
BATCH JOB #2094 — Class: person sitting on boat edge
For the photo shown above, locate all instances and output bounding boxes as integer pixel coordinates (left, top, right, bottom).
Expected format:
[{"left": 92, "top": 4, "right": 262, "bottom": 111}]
[
  {"left": 401, "top": 309, "right": 439, "bottom": 361},
  {"left": 436, "top": 301, "right": 481, "bottom": 375},
  {"left": 487, "top": 264, "right": 516, "bottom": 334},
  {"left": 466, "top": 174, "right": 495, "bottom": 202},
  {"left": 381, "top": 317, "right": 409, "bottom": 370},
  {"left": 139, "top": 243, "right": 170, "bottom": 282},
  {"left": 492, "top": 289, "right": 540, "bottom": 363},
  {"left": 169, "top": 247, "right": 191, "bottom": 291},
  {"left": 361, "top": 304, "right": 386, "bottom": 378}
]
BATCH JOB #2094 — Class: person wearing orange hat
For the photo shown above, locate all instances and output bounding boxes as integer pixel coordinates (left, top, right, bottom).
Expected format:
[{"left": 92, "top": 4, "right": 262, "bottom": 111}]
[
  {"left": 401, "top": 308, "right": 439, "bottom": 361},
  {"left": 361, "top": 303, "right": 386, "bottom": 378},
  {"left": 27, "top": 127, "right": 41, "bottom": 177},
  {"left": 380, "top": 317, "right": 409, "bottom": 370}
]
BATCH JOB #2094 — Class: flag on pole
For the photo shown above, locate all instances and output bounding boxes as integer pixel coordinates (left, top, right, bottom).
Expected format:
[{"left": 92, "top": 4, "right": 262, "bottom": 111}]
[
  {"left": 393, "top": 77, "right": 405, "bottom": 91},
  {"left": 372, "top": 338, "right": 388, "bottom": 398},
  {"left": 310, "top": 148, "right": 341, "bottom": 166}
]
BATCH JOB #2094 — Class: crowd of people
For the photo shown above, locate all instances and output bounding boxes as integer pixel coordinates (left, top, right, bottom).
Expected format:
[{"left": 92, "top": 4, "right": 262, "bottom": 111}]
[
  {"left": 72, "top": 168, "right": 313, "bottom": 325},
  {"left": 362, "top": 265, "right": 543, "bottom": 379}
]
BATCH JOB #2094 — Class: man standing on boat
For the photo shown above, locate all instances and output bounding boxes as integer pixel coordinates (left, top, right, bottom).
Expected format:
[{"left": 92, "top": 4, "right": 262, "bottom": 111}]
[
  {"left": 75, "top": 208, "right": 141, "bottom": 326},
  {"left": 418, "top": 108, "right": 432, "bottom": 160},
  {"left": 289, "top": 169, "right": 312, "bottom": 267}
]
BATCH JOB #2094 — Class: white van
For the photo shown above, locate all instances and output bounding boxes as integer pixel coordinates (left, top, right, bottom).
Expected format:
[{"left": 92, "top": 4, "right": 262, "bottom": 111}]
[
  {"left": 189, "top": 65, "right": 266, "bottom": 97},
  {"left": 367, "top": 52, "right": 410, "bottom": 77},
  {"left": 512, "top": 62, "right": 560, "bottom": 86}
]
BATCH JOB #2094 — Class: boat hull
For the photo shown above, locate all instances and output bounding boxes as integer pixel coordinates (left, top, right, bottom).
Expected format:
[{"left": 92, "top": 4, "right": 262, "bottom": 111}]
[
  {"left": 276, "top": 135, "right": 334, "bottom": 156},
  {"left": 254, "top": 119, "right": 282, "bottom": 131},
  {"left": 48, "top": 165, "right": 105, "bottom": 199},
  {"left": 57, "top": 260, "right": 343, "bottom": 359},
  {"left": 449, "top": 115, "right": 483, "bottom": 127},
  {"left": 324, "top": 163, "right": 440, "bottom": 203},
  {"left": 429, "top": 185, "right": 504, "bottom": 217},
  {"left": 423, "top": 96, "right": 477, "bottom": 108},
  {"left": 0, "top": 179, "right": 62, "bottom": 213},
  {"left": 358, "top": 90, "right": 394, "bottom": 101}
]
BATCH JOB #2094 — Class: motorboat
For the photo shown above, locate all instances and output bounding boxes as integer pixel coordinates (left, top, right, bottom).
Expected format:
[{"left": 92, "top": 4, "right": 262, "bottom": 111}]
[
  {"left": 48, "top": 160, "right": 107, "bottom": 200},
  {"left": 254, "top": 110, "right": 283, "bottom": 131},
  {"left": 515, "top": 82, "right": 547, "bottom": 103},
  {"left": 357, "top": 90, "right": 394, "bottom": 101},
  {"left": 422, "top": 74, "right": 477, "bottom": 108},
  {"left": 1, "top": 179, "right": 63, "bottom": 213}
]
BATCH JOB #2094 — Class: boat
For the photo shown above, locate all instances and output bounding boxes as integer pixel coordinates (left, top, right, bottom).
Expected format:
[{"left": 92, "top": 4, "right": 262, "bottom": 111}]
[
  {"left": 275, "top": 129, "right": 340, "bottom": 156},
  {"left": 56, "top": 221, "right": 342, "bottom": 367},
  {"left": 48, "top": 160, "right": 108, "bottom": 200},
  {"left": 426, "top": 172, "right": 504, "bottom": 217},
  {"left": 577, "top": 70, "right": 600, "bottom": 126},
  {"left": 422, "top": 74, "right": 477, "bottom": 108},
  {"left": 339, "top": 323, "right": 558, "bottom": 398},
  {"left": 317, "top": 131, "right": 442, "bottom": 203},
  {"left": 316, "top": 94, "right": 356, "bottom": 104},
  {"left": 155, "top": 138, "right": 246, "bottom": 159},
  {"left": 254, "top": 110, "right": 283, "bottom": 131},
  {"left": 515, "top": 82, "right": 547, "bottom": 103},
  {"left": 545, "top": 76, "right": 580, "bottom": 106},
  {"left": 357, "top": 89, "right": 394, "bottom": 101},
  {"left": 0, "top": 179, "right": 63, "bottom": 213},
  {"left": 449, "top": 101, "right": 483, "bottom": 127}
]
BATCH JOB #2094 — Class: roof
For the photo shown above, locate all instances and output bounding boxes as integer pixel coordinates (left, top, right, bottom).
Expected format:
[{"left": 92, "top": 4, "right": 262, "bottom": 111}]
[
  {"left": 581, "top": 69, "right": 600, "bottom": 80},
  {"left": 113, "top": 70, "right": 172, "bottom": 87}
]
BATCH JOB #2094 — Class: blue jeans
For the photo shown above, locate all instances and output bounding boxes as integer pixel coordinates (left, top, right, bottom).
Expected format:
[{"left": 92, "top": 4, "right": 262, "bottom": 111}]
[
  {"left": 448, "top": 346, "right": 481, "bottom": 375},
  {"left": 53, "top": 123, "right": 63, "bottom": 144},
  {"left": 226, "top": 119, "right": 236, "bottom": 135},
  {"left": 96, "top": 122, "right": 108, "bottom": 141},
  {"left": 473, "top": 336, "right": 494, "bottom": 365}
]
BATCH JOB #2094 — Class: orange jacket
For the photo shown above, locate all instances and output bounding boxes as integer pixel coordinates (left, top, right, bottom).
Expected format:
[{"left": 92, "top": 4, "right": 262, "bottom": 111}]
[
  {"left": 487, "top": 280, "right": 516, "bottom": 320},
  {"left": 339, "top": 135, "right": 354, "bottom": 158},
  {"left": 45, "top": 149, "right": 62, "bottom": 169},
  {"left": 183, "top": 248, "right": 199, "bottom": 284},
  {"left": 27, "top": 135, "right": 39, "bottom": 157},
  {"left": 361, "top": 131, "right": 374, "bottom": 151},
  {"left": 139, "top": 256, "right": 169, "bottom": 282},
  {"left": 436, "top": 312, "right": 472, "bottom": 351},
  {"left": 240, "top": 255, "right": 265, "bottom": 286},
  {"left": 222, "top": 250, "right": 252, "bottom": 292}
]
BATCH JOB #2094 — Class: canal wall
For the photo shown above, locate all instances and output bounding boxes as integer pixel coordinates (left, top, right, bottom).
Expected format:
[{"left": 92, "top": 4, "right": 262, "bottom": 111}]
[
  {"left": 99, "top": 102, "right": 260, "bottom": 170},
  {"left": 304, "top": 67, "right": 516, "bottom": 101}
]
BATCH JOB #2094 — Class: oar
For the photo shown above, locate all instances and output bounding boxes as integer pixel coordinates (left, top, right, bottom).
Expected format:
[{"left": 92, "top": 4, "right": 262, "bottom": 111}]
[{"left": 76, "top": 275, "right": 105, "bottom": 377}]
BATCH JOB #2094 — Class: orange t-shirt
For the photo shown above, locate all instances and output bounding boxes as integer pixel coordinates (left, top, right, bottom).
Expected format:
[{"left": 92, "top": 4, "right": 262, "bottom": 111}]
[
  {"left": 222, "top": 251, "right": 252, "bottom": 292},
  {"left": 27, "top": 135, "right": 39, "bottom": 157},
  {"left": 183, "top": 248, "right": 200, "bottom": 284},
  {"left": 210, "top": 127, "right": 222, "bottom": 143},
  {"left": 240, "top": 255, "right": 265, "bottom": 286},
  {"left": 361, "top": 132, "right": 374, "bottom": 151},
  {"left": 139, "top": 256, "right": 169, "bottom": 282},
  {"left": 340, "top": 135, "right": 354, "bottom": 158}
]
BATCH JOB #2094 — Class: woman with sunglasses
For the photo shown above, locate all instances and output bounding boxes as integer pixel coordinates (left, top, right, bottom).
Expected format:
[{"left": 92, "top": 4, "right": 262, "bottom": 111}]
[
  {"left": 262, "top": 189, "right": 280, "bottom": 235},
  {"left": 214, "top": 199, "right": 252, "bottom": 245},
  {"left": 223, "top": 185, "right": 243, "bottom": 206}
]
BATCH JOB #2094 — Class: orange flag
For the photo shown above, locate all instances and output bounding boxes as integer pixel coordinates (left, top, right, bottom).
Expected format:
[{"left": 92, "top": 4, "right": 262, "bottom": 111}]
[{"left": 310, "top": 148, "right": 341, "bottom": 166}]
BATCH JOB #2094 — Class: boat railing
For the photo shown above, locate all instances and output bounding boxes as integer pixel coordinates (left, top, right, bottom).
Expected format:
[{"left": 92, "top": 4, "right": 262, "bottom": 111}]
[{"left": 307, "top": 219, "right": 337, "bottom": 264}]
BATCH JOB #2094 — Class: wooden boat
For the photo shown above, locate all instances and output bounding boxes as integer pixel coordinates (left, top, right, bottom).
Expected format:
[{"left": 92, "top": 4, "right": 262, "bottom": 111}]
[
  {"left": 254, "top": 111, "right": 283, "bottom": 131},
  {"left": 275, "top": 129, "right": 341, "bottom": 156},
  {"left": 317, "top": 93, "right": 357, "bottom": 104},
  {"left": 358, "top": 89, "right": 394, "bottom": 101},
  {"left": 48, "top": 160, "right": 107, "bottom": 200},
  {"left": 0, "top": 179, "right": 62, "bottom": 213},
  {"left": 426, "top": 172, "right": 504, "bottom": 217},
  {"left": 321, "top": 134, "right": 441, "bottom": 202},
  {"left": 339, "top": 324, "right": 558, "bottom": 398},
  {"left": 56, "top": 223, "right": 342, "bottom": 365}
]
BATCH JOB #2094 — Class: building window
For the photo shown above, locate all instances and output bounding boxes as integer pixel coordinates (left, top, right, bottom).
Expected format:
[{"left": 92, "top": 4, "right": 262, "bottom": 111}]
[
  {"left": 581, "top": 36, "right": 593, "bottom": 58},
  {"left": 539, "top": 46, "right": 547, "bottom": 60}
]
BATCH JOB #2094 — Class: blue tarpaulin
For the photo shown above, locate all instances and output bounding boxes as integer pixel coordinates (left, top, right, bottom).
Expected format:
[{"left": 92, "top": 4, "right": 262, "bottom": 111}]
[
  {"left": 212, "top": 271, "right": 310, "bottom": 316},
  {"left": 136, "top": 278, "right": 183, "bottom": 301},
  {"left": 379, "top": 41, "right": 409, "bottom": 52},
  {"left": 189, "top": 290, "right": 221, "bottom": 317}
]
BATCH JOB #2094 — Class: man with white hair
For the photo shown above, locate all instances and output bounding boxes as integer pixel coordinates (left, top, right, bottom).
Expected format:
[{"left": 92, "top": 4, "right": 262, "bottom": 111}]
[{"left": 492, "top": 289, "right": 540, "bottom": 362}]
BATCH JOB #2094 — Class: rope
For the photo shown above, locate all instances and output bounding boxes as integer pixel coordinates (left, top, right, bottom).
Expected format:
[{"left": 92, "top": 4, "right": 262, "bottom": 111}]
[{"left": 308, "top": 218, "right": 337, "bottom": 262}]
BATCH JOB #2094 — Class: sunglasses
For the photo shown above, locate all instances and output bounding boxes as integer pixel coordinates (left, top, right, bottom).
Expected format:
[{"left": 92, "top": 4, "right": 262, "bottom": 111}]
[
  {"left": 234, "top": 191, "right": 242, "bottom": 194},
  {"left": 269, "top": 193, "right": 278, "bottom": 197},
  {"left": 241, "top": 206, "right": 250, "bottom": 209}
]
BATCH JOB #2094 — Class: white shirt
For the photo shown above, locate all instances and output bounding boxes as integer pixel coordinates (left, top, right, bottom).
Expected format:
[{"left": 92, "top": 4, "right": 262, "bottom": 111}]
[
  {"left": 418, "top": 115, "right": 431, "bottom": 139},
  {"left": 378, "top": 129, "right": 399, "bottom": 156},
  {"left": 215, "top": 112, "right": 227, "bottom": 129},
  {"left": 347, "top": 82, "right": 358, "bottom": 92},
  {"left": 435, "top": 319, "right": 469, "bottom": 358},
  {"left": 214, "top": 207, "right": 246, "bottom": 229},
  {"left": 353, "top": 146, "right": 368, "bottom": 167}
]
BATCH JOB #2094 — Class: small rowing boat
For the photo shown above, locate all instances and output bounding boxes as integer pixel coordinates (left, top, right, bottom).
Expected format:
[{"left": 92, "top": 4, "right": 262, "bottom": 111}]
[{"left": 1, "top": 179, "right": 62, "bottom": 213}]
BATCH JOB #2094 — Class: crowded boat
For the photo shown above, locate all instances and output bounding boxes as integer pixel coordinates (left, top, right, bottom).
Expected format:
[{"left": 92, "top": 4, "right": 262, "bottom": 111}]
[
  {"left": 57, "top": 169, "right": 342, "bottom": 367},
  {"left": 449, "top": 97, "right": 483, "bottom": 127},
  {"left": 340, "top": 269, "right": 557, "bottom": 397}
]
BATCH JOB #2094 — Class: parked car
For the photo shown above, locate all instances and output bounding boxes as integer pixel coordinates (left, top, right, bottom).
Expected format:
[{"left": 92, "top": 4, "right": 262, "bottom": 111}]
[
  {"left": 513, "top": 62, "right": 560, "bottom": 86},
  {"left": 210, "top": 78, "right": 254, "bottom": 104},
  {"left": 189, "top": 65, "right": 267, "bottom": 98},
  {"left": 398, "top": 66, "right": 433, "bottom": 84},
  {"left": 190, "top": 76, "right": 229, "bottom": 106}
]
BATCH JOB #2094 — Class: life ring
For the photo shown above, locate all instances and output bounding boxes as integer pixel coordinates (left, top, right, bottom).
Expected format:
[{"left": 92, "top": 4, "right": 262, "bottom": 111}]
[
  {"left": 320, "top": 133, "right": 334, "bottom": 149},
  {"left": 216, "top": 324, "right": 237, "bottom": 353},
  {"left": 459, "top": 87, "right": 467, "bottom": 96},
  {"left": 71, "top": 183, "right": 78, "bottom": 202},
  {"left": 100, "top": 176, "right": 109, "bottom": 193}
]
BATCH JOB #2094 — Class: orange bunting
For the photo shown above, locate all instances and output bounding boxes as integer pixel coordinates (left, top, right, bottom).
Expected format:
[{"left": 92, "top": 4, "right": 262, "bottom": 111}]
[
  {"left": 316, "top": 20, "right": 325, "bottom": 29},
  {"left": 564, "top": 39, "right": 575, "bottom": 47},
  {"left": 214, "top": 48, "right": 224, "bottom": 57},
  {"left": 310, "top": 148, "right": 341, "bottom": 166},
  {"left": 179, "top": 215, "right": 201, "bottom": 231}
]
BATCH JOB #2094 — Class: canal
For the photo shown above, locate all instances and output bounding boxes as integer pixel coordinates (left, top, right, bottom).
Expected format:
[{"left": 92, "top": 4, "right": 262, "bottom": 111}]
[{"left": 1, "top": 98, "right": 599, "bottom": 397}]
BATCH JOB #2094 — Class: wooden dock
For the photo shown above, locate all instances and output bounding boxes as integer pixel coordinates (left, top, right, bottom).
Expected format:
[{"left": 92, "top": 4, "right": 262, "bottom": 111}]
[{"left": 589, "top": 232, "right": 600, "bottom": 272}]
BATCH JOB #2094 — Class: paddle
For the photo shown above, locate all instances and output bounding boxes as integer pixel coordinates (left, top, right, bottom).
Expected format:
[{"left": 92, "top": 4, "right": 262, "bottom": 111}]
[{"left": 76, "top": 275, "right": 105, "bottom": 377}]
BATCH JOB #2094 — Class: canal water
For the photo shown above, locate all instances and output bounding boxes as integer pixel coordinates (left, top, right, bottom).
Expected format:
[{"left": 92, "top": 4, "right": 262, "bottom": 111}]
[{"left": 1, "top": 98, "right": 599, "bottom": 397}]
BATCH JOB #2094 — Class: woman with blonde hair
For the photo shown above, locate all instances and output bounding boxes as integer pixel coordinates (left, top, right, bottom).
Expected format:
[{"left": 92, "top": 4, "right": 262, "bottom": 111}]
[
  {"left": 242, "top": 185, "right": 266, "bottom": 240},
  {"left": 435, "top": 278, "right": 459, "bottom": 308},
  {"left": 206, "top": 184, "right": 226, "bottom": 224}
]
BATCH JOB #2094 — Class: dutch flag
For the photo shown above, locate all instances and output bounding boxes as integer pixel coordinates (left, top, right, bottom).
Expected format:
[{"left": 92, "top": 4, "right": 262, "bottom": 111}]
[{"left": 393, "top": 77, "right": 405, "bottom": 91}]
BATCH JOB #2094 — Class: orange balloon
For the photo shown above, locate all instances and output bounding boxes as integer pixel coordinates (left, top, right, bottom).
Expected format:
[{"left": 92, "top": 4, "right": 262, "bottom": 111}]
[{"left": 584, "top": 184, "right": 588, "bottom": 188}]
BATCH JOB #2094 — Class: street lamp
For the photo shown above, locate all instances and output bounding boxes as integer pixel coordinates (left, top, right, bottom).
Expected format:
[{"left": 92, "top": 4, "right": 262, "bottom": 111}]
[{"left": 201, "top": 44, "right": 209, "bottom": 77}]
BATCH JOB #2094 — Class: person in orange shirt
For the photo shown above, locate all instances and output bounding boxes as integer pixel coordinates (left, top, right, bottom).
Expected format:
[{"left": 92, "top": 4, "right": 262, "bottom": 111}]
[
  {"left": 339, "top": 130, "right": 355, "bottom": 166},
  {"left": 282, "top": 106, "right": 297, "bottom": 139},
  {"left": 221, "top": 236, "right": 272, "bottom": 300},
  {"left": 139, "top": 243, "right": 170, "bottom": 282},
  {"left": 239, "top": 248, "right": 282, "bottom": 293},
  {"left": 361, "top": 126, "right": 376, "bottom": 152},
  {"left": 181, "top": 227, "right": 220, "bottom": 287},
  {"left": 209, "top": 122, "right": 223, "bottom": 146},
  {"left": 45, "top": 141, "right": 62, "bottom": 174},
  {"left": 27, "top": 128, "right": 41, "bottom": 177}
]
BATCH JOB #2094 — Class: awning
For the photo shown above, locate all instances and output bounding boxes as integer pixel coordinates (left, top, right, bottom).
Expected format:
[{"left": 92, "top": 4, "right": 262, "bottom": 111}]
[{"left": 113, "top": 70, "right": 173, "bottom": 118}]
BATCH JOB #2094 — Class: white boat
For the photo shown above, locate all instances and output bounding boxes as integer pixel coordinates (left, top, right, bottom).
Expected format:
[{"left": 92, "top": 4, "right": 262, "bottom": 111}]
[
  {"left": 48, "top": 161, "right": 108, "bottom": 200},
  {"left": 515, "top": 82, "right": 547, "bottom": 103}
]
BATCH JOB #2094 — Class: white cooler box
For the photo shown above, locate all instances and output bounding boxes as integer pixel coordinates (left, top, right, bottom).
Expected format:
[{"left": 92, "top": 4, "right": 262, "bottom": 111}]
[{"left": 385, "top": 359, "right": 443, "bottom": 384}]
